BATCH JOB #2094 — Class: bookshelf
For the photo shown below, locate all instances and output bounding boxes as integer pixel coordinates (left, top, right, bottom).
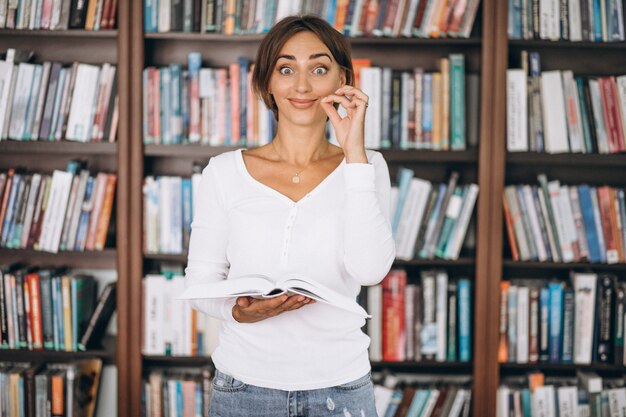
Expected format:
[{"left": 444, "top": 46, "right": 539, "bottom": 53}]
[
  {"left": 0, "top": 2, "right": 131, "bottom": 416},
  {"left": 495, "top": 0, "right": 626, "bottom": 414}
]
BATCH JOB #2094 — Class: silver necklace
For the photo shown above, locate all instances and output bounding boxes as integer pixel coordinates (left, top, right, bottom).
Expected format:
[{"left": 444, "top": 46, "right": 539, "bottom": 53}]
[{"left": 271, "top": 140, "right": 319, "bottom": 184}]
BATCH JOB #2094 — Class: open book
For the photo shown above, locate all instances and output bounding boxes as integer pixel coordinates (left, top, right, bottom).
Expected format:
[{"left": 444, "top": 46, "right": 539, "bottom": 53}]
[{"left": 178, "top": 274, "right": 370, "bottom": 319}]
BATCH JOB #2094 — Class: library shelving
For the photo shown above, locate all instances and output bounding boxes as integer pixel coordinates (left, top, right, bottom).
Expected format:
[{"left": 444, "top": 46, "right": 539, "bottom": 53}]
[
  {"left": 0, "top": 5, "right": 131, "bottom": 415},
  {"left": 494, "top": 0, "right": 626, "bottom": 413}
]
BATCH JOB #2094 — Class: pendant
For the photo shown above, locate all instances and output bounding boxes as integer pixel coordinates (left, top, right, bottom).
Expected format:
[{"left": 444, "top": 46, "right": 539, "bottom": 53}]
[{"left": 292, "top": 175, "right": 300, "bottom": 184}]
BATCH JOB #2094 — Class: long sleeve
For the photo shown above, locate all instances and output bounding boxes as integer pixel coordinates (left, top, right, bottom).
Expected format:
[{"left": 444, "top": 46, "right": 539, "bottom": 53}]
[
  {"left": 343, "top": 151, "right": 396, "bottom": 286},
  {"left": 184, "top": 158, "right": 237, "bottom": 323}
]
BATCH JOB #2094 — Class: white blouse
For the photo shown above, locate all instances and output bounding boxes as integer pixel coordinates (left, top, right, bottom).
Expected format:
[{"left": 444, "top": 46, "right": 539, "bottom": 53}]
[{"left": 184, "top": 147, "right": 395, "bottom": 390}]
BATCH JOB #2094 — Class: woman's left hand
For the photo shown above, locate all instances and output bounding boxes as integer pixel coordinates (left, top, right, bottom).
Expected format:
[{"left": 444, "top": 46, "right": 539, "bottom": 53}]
[{"left": 320, "top": 86, "right": 368, "bottom": 162}]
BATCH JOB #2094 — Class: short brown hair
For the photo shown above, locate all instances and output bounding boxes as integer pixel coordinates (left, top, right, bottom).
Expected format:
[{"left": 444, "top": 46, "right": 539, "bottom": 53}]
[{"left": 252, "top": 15, "right": 355, "bottom": 119}]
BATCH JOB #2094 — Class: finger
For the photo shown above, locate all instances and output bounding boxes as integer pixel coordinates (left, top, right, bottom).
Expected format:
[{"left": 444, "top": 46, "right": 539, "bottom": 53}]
[
  {"left": 334, "top": 86, "right": 369, "bottom": 103},
  {"left": 319, "top": 100, "right": 343, "bottom": 127},
  {"left": 236, "top": 296, "right": 251, "bottom": 308},
  {"left": 321, "top": 94, "right": 355, "bottom": 111},
  {"left": 277, "top": 295, "right": 306, "bottom": 312}
]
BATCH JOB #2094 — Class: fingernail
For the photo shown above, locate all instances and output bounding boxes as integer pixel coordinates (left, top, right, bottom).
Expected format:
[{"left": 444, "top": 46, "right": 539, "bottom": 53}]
[{"left": 297, "top": 296, "right": 304, "bottom": 302}]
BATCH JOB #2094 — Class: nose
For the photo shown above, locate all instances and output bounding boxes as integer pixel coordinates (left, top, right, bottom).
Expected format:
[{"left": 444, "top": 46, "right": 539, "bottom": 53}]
[{"left": 295, "top": 71, "right": 311, "bottom": 93}]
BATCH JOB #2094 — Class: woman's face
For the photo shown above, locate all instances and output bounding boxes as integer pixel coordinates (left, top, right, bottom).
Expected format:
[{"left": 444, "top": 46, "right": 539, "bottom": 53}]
[{"left": 269, "top": 31, "right": 345, "bottom": 127}]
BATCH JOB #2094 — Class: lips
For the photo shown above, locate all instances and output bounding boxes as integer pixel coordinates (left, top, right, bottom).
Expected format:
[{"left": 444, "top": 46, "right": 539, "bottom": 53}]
[{"left": 288, "top": 98, "right": 317, "bottom": 109}]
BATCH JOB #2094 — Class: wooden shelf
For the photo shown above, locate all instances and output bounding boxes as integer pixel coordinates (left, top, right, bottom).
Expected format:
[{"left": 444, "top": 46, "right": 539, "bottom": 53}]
[
  {"left": 0, "top": 336, "right": 117, "bottom": 365},
  {"left": 144, "top": 144, "right": 478, "bottom": 163},
  {"left": 0, "top": 29, "right": 117, "bottom": 38},
  {"left": 0, "top": 140, "right": 117, "bottom": 155},
  {"left": 145, "top": 32, "right": 482, "bottom": 46},
  {"left": 144, "top": 253, "right": 475, "bottom": 268},
  {"left": 509, "top": 39, "right": 626, "bottom": 49},
  {"left": 507, "top": 152, "right": 626, "bottom": 167},
  {"left": 502, "top": 259, "right": 626, "bottom": 271},
  {"left": 0, "top": 248, "right": 117, "bottom": 269},
  {"left": 500, "top": 362, "right": 626, "bottom": 374}
]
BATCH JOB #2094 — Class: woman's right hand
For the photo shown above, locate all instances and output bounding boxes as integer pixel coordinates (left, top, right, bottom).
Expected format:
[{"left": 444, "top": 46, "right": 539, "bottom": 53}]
[{"left": 232, "top": 294, "right": 315, "bottom": 323}]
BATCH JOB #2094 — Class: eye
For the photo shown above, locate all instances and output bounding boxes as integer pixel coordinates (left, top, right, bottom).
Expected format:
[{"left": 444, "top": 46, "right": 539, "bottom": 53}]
[
  {"left": 313, "top": 66, "right": 328, "bottom": 75},
  {"left": 279, "top": 66, "right": 294, "bottom": 75}
]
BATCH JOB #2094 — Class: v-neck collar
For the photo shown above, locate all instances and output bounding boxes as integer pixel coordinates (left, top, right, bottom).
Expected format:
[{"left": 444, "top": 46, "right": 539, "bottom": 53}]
[{"left": 236, "top": 148, "right": 345, "bottom": 205}]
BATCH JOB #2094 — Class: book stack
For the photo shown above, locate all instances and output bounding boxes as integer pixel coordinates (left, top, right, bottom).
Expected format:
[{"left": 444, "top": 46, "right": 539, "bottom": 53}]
[
  {"left": 144, "top": 0, "right": 482, "bottom": 39},
  {"left": 367, "top": 269, "right": 472, "bottom": 364},
  {"left": 498, "top": 371, "right": 626, "bottom": 417},
  {"left": 508, "top": 0, "right": 625, "bottom": 42},
  {"left": 374, "top": 375, "right": 472, "bottom": 417},
  {"left": 143, "top": 367, "right": 213, "bottom": 417},
  {"left": 143, "top": 168, "right": 202, "bottom": 255},
  {"left": 392, "top": 168, "right": 479, "bottom": 261},
  {"left": 0, "top": 265, "right": 116, "bottom": 352},
  {"left": 0, "top": 162, "right": 117, "bottom": 254},
  {"left": 503, "top": 174, "right": 626, "bottom": 264},
  {"left": 499, "top": 272, "right": 626, "bottom": 366},
  {"left": 0, "top": 50, "right": 119, "bottom": 143},
  {"left": 0, "top": 0, "right": 118, "bottom": 31},
  {"left": 507, "top": 51, "right": 626, "bottom": 154},
  {"left": 142, "top": 274, "right": 219, "bottom": 357}
]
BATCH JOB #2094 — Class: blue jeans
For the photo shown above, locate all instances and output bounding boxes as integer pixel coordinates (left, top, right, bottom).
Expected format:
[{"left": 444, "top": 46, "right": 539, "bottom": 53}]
[{"left": 209, "top": 369, "right": 378, "bottom": 417}]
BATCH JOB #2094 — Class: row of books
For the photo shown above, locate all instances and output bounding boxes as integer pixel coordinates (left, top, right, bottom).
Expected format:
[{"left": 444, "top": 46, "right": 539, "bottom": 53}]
[
  {"left": 498, "top": 272, "right": 626, "bottom": 366},
  {"left": 143, "top": 51, "right": 479, "bottom": 150},
  {"left": 0, "top": 0, "right": 117, "bottom": 31},
  {"left": 142, "top": 274, "right": 219, "bottom": 357},
  {"left": 497, "top": 371, "right": 626, "bottom": 417},
  {"left": 508, "top": 0, "right": 626, "bottom": 42},
  {"left": 367, "top": 269, "right": 472, "bottom": 363},
  {"left": 0, "top": 264, "right": 116, "bottom": 352},
  {"left": 503, "top": 175, "right": 626, "bottom": 264},
  {"left": 144, "top": 0, "right": 481, "bottom": 39},
  {"left": 507, "top": 53, "right": 626, "bottom": 154},
  {"left": 0, "top": 359, "right": 102, "bottom": 417},
  {"left": 143, "top": 171, "right": 202, "bottom": 255},
  {"left": 0, "top": 50, "right": 119, "bottom": 143},
  {"left": 392, "top": 169, "right": 478, "bottom": 261},
  {"left": 375, "top": 377, "right": 472, "bottom": 417},
  {"left": 0, "top": 163, "right": 117, "bottom": 254},
  {"left": 143, "top": 368, "right": 212, "bottom": 417}
]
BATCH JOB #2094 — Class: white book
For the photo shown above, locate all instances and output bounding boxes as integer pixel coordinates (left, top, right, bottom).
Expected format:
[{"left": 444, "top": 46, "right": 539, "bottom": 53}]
[
  {"left": 548, "top": 180, "right": 574, "bottom": 262},
  {"left": 66, "top": 64, "right": 101, "bottom": 142},
  {"left": 559, "top": 185, "right": 579, "bottom": 261},
  {"left": 557, "top": 386, "right": 578, "bottom": 417},
  {"left": 30, "top": 61, "right": 51, "bottom": 140},
  {"left": 142, "top": 275, "right": 167, "bottom": 355},
  {"left": 497, "top": 386, "right": 511, "bottom": 417},
  {"left": 532, "top": 385, "right": 556, "bottom": 417},
  {"left": 421, "top": 389, "right": 440, "bottom": 417},
  {"left": 616, "top": 76, "right": 626, "bottom": 147},
  {"left": 448, "top": 389, "right": 467, "bottom": 417},
  {"left": 421, "top": 271, "right": 436, "bottom": 357},
  {"left": 445, "top": 183, "right": 479, "bottom": 260},
  {"left": 360, "top": 67, "right": 382, "bottom": 149},
  {"left": 516, "top": 286, "right": 529, "bottom": 363},
  {"left": 0, "top": 51, "right": 16, "bottom": 140},
  {"left": 144, "top": 176, "right": 159, "bottom": 254},
  {"left": 349, "top": 0, "right": 365, "bottom": 36},
  {"left": 541, "top": 71, "right": 569, "bottom": 153},
  {"left": 8, "top": 63, "right": 35, "bottom": 140},
  {"left": 577, "top": 370, "right": 602, "bottom": 393},
  {"left": 368, "top": 285, "right": 383, "bottom": 361},
  {"left": 397, "top": 178, "right": 432, "bottom": 260},
  {"left": 37, "top": 171, "right": 60, "bottom": 251},
  {"left": 435, "top": 270, "right": 448, "bottom": 362},
  {"left": 47, "top": 170, "right": 73, "bottom": 253},
  {"left": 168, "top": 276, "right": 189, "bottom": 355},
  {"left": 568, "top": 0, "right": 583, "bottom": 41},
  {"left": 607, "top": 388, "right": 626, "bottom": 417},
  {"left": 561, "top": 71, "right": 584, "bottom": 153},
  {"left": 507, "top": 69, "right": 528, "bottom": 151},
  {"left": 168, "top": 176, "right": 183, "bottom": 254},
  {"left": 374, "top": 385, "right": 394, "bottom": 417},
  {"left": 65, "top": 170, "right": 90, "bottom": 251},
  {"left": 540, "top": 0, "right": 560, "bottom": 40},
  {"left": 178, "top": 273, "right": 371, "bottom": 319},
  {"left": 523, "top": 185, "right": 548, "bottom": 261},
  {"left": 23, "top": 64, "right": 43, "bottom": 140},
  {"left": 572, "top": 273, "right": 597, "bottom": 364},
  {"left": 404, "top": 284, "right": 416, "bottom": 360},
  {"left": 158, "top": 0, "right": 171, "bottom": 32}
]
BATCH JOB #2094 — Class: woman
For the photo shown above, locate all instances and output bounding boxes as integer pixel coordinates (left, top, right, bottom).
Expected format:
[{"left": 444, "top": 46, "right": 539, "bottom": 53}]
[{"left": 184, "top": 14, "right": 395, "bottom": 416}]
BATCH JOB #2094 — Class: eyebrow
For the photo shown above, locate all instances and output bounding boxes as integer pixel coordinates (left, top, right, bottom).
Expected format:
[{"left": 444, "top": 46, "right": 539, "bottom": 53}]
[{"left": 276, "top": 53, "right": 333, "bottom": 62}]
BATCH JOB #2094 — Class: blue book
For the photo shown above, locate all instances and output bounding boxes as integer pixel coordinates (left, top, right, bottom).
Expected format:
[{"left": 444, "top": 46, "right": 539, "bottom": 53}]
[
  {"left": 1, "top": 173, "right": 20, "bottom": 246},
  {"left": 406, "top": 390, "right": 430, "bottom": 417},
  {"left": 589, "top": 187, "right": 607, "bottom": 263},
  {"left": 182, "top": 179, "right": 192, "bottom": 252},
  {"left": 578, "top": 185, "right": 602, "bottom": 262},
  {"left": 391, "top": 167, "right": 415, "bottom": 238},
  {"left": 74, "top": 176, "right": 95, "bottom": 251},
  {"left": 169, "top": 64, "right": 183, "bottom": 144},
  {"left": 177, "top": 381, "right": 184, "bottom": 415},
  {"left": 419, "top": 183, "right": 447, "bottom": 259},
  {"left": 325, "top": 0, "right": 337, "bottom": 26},
  {"left": 383, "top": 391, "right": 403, "bottom": 417},
  {"left": 521, "top": 389, "right": 532, "bottom": 417},
  {"left": 422, "top": 74, "right": 433, "bottom": 147},
  {"left": 4, "top": 174, "right": 23, "bottom": 249},
  {"left": 548, "top": 282, "right": 564, "bottom": 363},
  {"left": 593, "top": 0, "right": 603, "bottom": 41},
  {"left": 458, "top": 279, "right": 472, "bottom": 362}
]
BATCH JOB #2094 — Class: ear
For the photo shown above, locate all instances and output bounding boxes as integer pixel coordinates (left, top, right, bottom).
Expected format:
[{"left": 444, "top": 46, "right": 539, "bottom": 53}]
[{"left": 339, "top": 68, "right": 347, "bottom": 87}]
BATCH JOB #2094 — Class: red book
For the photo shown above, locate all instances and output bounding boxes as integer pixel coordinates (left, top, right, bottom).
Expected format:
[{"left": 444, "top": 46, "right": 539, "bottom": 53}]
[
  {"left": 597, "top": 186, "right": 618, "bottom": 263},
  {"left": 26, "top": 272, "right": 44, "bottom": 350},
  {"left": 382, "top": 269, "right": 407, "bottom": 362}
]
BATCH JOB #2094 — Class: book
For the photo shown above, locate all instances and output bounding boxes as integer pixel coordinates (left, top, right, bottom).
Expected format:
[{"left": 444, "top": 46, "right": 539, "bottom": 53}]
[{"left": 178, "top": 274, "right": 370, "bottom": 318}]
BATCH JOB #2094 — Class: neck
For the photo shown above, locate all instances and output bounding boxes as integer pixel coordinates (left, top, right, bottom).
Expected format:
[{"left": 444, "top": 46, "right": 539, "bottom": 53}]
[{"left": 273, "top": 119, "right": 330, "bottom": 167}]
